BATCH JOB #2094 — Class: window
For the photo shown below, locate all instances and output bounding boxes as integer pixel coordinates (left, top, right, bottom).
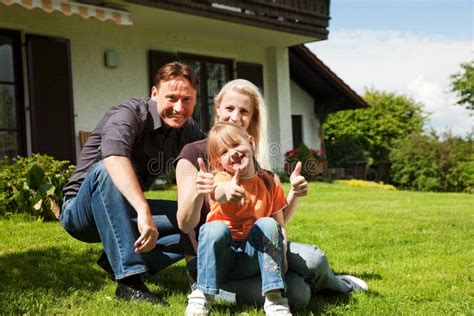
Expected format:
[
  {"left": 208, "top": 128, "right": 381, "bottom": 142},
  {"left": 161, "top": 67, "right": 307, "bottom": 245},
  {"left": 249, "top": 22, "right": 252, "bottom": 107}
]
[
  {"left": 292, "top": 115, "right": 303, "bottom": 148},
  {"left": 0, "top": 29, "right": 25, "bottom": 160},
  {"left": 181, "top": 54, "right": 232, "bottom": 132}
]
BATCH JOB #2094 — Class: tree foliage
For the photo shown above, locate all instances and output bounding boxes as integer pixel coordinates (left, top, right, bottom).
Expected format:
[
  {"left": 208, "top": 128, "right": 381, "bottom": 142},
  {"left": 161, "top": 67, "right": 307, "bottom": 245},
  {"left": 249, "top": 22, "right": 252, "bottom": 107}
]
[
  {"left": 450, "top": 60, "right": 474, "bottom": 111},
  {"left": 324, "top": 89, "right": 427, "bottom": 167},
  {"left": 390, "top": 132, "right": 473, "bottom": 192}
]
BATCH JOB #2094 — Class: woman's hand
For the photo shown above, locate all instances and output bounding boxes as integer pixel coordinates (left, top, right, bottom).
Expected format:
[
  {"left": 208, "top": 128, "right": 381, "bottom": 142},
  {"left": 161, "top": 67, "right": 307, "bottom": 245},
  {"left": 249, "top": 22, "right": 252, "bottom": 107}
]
[
  {"left": 196, "top": 158, "right": 214, "bottom": 196},
  {"left": 290, "top": 161, "right": 308, "bottom": 197}
]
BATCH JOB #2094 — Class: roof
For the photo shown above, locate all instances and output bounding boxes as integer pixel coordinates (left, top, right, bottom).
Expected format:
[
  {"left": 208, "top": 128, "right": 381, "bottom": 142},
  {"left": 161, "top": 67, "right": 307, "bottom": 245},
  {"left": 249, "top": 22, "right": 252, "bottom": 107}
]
[{"left": 289, "top": 45, "right": 368, "bottom": 114}]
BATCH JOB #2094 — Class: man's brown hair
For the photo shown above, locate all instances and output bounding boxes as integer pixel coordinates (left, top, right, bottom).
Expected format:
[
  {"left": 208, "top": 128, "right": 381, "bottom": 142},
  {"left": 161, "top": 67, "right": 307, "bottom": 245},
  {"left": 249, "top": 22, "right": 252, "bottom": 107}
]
[{"left": 154, "top": 61, "right": 198, "bottom": 89}]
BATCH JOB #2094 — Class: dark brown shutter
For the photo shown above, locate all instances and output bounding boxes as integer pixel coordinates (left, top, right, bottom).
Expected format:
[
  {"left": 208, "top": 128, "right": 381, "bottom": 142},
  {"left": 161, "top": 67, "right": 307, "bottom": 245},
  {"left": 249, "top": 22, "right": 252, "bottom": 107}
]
[
  {"left": 237, "top": 62, "right": 264, "bottom": 95},
  {"left": 292, "top": 115, "right": 303, "bottom": 149},
  {"left": 26, "top": 35, "right": 76, "bottom": 163},
  {"left": 148, "top": 50, "right": 179, "bottom": 89}
]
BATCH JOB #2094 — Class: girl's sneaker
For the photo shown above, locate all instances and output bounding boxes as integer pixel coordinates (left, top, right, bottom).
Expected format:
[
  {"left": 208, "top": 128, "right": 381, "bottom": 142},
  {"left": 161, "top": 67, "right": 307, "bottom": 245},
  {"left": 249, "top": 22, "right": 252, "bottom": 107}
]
[
  {"left": 185, "top": 289, "right": 213, "bottom": 316},
  {"left": 263, "top": 294, "right": 292, "bottom": 316}
]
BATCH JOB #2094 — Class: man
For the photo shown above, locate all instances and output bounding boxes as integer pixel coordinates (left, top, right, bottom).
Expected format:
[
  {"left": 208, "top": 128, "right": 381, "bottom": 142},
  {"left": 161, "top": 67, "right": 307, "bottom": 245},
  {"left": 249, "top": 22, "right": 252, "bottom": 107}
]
[{"left": 61, "top": 62, "right": 205, "bottom": 304}]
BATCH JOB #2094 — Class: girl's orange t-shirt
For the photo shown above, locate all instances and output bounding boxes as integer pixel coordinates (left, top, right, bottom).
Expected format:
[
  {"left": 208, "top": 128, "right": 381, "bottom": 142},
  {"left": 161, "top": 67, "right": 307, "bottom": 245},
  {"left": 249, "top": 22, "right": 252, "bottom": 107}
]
[{"left": 208, "top": 171, "right": 287, "bottom": 240}]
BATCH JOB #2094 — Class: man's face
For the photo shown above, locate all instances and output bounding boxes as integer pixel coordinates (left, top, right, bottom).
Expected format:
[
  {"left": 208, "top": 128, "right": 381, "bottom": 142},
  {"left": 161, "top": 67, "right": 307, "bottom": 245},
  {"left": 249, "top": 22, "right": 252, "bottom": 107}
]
[{"left": 151, "top": 77, "right": 197, "bottom": 128}]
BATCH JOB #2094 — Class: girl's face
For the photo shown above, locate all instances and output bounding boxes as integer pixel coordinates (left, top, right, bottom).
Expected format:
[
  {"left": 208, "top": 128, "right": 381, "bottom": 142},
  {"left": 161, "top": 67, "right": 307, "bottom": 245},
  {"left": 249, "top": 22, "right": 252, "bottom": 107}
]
[
  {"left": 218, "top": 135, "right": 255, "bottom": 174},
  {"left": 216, "top": 90, "right": 254, "bottom": 131}
]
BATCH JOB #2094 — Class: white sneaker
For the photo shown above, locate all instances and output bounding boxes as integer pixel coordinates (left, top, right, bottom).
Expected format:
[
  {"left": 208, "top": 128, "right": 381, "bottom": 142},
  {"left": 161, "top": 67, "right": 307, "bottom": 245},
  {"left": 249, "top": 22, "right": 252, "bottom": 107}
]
[
  {"left": 264, "top": 295, "right": 292, "bottom": 316},
  {"left": 185, "top": 289, "right": 213, "bottom": 316},
  {"left": 336, "top": 275, "right": 368, "bottom": 292}
]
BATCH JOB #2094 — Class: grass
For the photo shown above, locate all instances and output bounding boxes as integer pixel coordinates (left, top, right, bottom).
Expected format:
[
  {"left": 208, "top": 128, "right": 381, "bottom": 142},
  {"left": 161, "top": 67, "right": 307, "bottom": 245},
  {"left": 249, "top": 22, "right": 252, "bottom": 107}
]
[{"left": 0, "top": 182, "right": 473, "bottom": 315}]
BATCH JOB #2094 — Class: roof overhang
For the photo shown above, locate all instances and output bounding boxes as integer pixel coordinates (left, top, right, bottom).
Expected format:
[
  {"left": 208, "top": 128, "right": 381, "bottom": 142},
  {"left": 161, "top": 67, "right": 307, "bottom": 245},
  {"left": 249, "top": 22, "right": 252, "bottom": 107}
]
[
  {"left": 289, "top": 45, "right": 368, "bottom": 115},
  {"left": 126, "top": 0, "right": 330, "bottom": 39}
]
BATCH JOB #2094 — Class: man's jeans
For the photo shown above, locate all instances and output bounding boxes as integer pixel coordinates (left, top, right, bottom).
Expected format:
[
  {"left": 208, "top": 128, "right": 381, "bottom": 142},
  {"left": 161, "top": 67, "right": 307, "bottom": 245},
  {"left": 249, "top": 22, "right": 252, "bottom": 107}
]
[
  {"left": 196, "top": 218, "right": 286, "bottom": 296},
  {"left": 60, "top": 161, "right": 182, "bottom": 279}
]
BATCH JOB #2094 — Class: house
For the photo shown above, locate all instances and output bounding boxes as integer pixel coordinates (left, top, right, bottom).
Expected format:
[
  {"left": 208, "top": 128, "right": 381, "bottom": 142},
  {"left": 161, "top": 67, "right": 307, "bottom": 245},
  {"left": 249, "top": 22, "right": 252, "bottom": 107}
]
[{"left": 0, "top": 0, "right": 366, "bottom": 170}]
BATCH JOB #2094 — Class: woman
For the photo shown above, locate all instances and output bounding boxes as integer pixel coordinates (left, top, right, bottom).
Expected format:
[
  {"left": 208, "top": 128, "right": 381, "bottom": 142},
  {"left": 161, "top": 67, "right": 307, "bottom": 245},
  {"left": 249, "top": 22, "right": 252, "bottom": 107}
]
[{"left": 176, "top": 79, "right": 367, "bottom": 311}]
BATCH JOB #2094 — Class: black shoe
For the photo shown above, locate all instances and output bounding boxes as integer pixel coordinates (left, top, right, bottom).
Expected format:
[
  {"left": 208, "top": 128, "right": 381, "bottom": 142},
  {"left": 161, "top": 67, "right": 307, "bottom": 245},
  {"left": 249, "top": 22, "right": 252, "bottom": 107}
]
[
  {"left": 115, "top": 278, "right": 168, "bottom": 305},
  {"left": 96, "top": 251, "right": 114, "bottom": 276}
]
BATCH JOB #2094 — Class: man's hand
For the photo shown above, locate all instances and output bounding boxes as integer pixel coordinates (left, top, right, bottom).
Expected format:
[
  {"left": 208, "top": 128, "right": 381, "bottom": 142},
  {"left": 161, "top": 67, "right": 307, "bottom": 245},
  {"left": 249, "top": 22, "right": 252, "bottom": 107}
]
[
  {"left": 224, "top": 169, "right": 246, "bottom": 203},
  {"left": 196, "top": 157, "right": 214, "bottom": 195},
  {"left": 290, "top": 161, "right": 308, "bottom": 197},
  {"left": 134, "top": 211, "right": 159, "bottom": 253}
]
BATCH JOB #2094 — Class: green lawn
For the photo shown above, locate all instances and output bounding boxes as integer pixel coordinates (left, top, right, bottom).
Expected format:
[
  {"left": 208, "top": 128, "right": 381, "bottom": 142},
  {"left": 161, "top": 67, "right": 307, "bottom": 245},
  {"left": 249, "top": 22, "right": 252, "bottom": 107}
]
[{"left": 1, "top": 183, "right": 472, "bottom": 315}]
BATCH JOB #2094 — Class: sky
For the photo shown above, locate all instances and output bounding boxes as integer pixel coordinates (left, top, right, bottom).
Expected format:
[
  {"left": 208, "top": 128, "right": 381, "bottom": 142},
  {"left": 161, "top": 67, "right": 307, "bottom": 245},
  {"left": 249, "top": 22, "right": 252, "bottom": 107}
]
[{"left": 306, "top": 0, "right": 473, "bottom": 137}]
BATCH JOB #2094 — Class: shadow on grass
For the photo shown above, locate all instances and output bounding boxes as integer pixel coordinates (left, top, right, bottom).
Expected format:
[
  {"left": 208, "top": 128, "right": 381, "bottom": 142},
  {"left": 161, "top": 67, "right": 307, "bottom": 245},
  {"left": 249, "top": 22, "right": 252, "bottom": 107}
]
[
  {"left": 305, "top": 271, "right": 383, "bottom": 314},
  {"left": 148, "top": 264, "right": 190, "bottom": 295},
  {"left": 358, "top": 272, "right": 383, "bottom": 280},
  {"left": 0, "top": 246, "right": 106, "bottom": 305},
  {"left": 152, "top": 266, "right": 383, "bottom": 314}
]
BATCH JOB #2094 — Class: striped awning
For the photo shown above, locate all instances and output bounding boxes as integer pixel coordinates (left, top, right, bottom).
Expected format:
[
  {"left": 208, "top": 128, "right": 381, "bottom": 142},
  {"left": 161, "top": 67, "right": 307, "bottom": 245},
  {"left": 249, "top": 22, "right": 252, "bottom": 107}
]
[{"left": 1, "top": 0, "right": 133, "bottom": 25}]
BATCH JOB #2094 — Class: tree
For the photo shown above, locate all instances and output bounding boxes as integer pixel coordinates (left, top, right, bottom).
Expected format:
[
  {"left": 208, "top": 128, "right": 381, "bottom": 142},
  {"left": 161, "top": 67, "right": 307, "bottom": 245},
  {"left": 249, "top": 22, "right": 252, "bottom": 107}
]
[
  {"left": 450, "top": 60, "right": 474, "bottom": 111},
  {"left": 324, "top": 89, "right": 427, "bottom": 167},
  {"left": 390, "top": 131, "right": 473, "bottom": 192}
]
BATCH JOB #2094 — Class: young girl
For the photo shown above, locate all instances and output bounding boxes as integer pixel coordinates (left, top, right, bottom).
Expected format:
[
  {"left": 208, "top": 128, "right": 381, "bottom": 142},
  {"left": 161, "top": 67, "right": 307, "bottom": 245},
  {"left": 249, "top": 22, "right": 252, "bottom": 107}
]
[{"left": 185, "top": 122, "right": 293, "bottom": 316}]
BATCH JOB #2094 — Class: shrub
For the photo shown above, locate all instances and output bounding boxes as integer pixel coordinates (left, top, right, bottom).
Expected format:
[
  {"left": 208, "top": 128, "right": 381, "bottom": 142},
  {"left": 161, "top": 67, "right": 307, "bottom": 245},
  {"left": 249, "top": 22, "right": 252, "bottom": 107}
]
[
  {"left": 390, "top": 132, "right": 473, "bottom": 192},
  {"left": 324, "top": 89, "right": 426, "bottom": 165},
  {"left": 0, "top": 154, "right": 75, "bottom": 220},
  {"left": 284, "top": 143, "right": 326, "bottom": 181},
  {"left": 335, "top": 179, "right": 396, "bottom": 190},
  {"left": 325, "top": 135, "right": 367, "bottom": 168}
]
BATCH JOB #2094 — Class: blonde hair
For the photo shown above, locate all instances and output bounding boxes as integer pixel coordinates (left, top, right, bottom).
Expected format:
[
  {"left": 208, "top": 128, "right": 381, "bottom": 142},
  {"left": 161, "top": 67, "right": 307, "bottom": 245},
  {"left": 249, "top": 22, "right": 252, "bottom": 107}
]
[
  {"left": 214, "top": 79, "right": 270, "bottom": 169},
  {"left": 207, "top": 122, "right": 254, "bottom": 172}
]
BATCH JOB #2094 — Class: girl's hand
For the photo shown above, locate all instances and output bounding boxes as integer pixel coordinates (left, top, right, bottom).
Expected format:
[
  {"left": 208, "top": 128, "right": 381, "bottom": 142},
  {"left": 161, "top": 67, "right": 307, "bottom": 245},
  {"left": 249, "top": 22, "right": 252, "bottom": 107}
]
[
  {"left": 290, "top": 161, "right": 308, "bottom": 197},
  {"left": 196, "top": 158, "right": 214, "bottom": 195},
  {"left": 224, "top": 169, "right": 246, "bottom": 203}
]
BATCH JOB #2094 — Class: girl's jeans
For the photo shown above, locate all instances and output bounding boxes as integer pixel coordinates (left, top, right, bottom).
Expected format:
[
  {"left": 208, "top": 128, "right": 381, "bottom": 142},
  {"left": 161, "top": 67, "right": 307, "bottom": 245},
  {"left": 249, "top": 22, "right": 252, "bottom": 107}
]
[{"left": 196, "top": 218, "right": 286, "bottom": 296}]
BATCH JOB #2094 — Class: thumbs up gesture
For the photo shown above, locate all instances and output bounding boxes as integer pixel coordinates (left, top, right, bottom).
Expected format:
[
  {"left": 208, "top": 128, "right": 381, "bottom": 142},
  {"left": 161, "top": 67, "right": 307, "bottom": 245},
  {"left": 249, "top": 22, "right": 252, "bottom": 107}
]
[
  {"left": 290, "top": 161, "right": 308, "bottom": 197},
  {"left": 196, "top": 157, "right": 214, "bottom": 195},
  {"left": 224, "top": 168, "right": 246, "bottom": 203}
]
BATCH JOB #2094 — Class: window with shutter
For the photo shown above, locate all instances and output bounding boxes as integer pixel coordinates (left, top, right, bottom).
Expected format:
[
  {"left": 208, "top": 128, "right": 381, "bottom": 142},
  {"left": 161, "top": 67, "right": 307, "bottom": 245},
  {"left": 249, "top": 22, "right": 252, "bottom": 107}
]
[
  {"left": 292, "top": 115, "right": 303, "bottom": 148},
  {"left": 27, "top": 35, "right": 76, "bottom": 163},
  {"left": 0, "top": 29, "right": 26, "bottom": 160},
  {"left": 237, "top": 62, "right": 264, "bottom": 95}
]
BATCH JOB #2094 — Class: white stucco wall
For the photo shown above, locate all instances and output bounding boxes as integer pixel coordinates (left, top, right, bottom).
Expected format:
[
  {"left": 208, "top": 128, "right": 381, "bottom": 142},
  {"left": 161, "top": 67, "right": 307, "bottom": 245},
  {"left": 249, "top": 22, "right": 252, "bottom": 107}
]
[
  {"left": 0, "top": 3, "right": 309, "bottom": 167},
  {"left": 290, "top": 80, "right": 322, "bottom": 150}
]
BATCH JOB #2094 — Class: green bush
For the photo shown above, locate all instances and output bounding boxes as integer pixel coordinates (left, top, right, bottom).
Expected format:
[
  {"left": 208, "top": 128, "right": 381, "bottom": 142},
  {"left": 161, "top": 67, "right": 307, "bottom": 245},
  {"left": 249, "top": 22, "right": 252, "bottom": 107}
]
[
  {"left": 390, "top": 132, "right": 473, "bottom": 192},
  {"left": 324, "top": 89, "right": 426, "bottom": 165},
  {"left": 0, "top": 154, "right": 75, "bottom": 220},
  {"left": 325, "top": 135, "right": 367, "bottom": 168}
]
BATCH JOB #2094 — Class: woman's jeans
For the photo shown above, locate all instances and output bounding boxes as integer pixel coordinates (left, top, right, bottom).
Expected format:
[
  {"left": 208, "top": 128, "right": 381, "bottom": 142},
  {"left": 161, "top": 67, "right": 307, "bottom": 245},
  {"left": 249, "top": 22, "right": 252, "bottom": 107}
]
[
  {"left": 196, "top": 218, "right": 287, "bottom": 296},
  {"left": 60, "top": 161, "right": 182, "bottom": 279},
  {"left": 188, "top": 234, "right": 352, "bottom": 310}
]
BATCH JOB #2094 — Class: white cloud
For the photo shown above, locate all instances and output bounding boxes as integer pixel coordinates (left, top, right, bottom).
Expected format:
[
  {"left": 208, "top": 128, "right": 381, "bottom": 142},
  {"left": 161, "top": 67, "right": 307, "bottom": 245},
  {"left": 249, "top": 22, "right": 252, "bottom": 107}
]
[{"left": 306, "top": 29, "right": 473, "bottom": 137}]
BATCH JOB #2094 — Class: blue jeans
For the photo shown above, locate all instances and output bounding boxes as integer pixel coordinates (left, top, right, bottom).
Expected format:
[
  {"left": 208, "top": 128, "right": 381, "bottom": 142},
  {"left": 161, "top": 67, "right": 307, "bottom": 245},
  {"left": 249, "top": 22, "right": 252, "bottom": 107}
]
[
  {"left": 60, "top": 161, "right": 182, "bottom": 279},
  {"left": 287, "top": 242, "right": 351, "bottom": 293},
  {"left": 187, "top": 242, "right": 350, "bottom": 311},
  {"left": 196, "top": 218, "right": 286, "bottom": 296}
]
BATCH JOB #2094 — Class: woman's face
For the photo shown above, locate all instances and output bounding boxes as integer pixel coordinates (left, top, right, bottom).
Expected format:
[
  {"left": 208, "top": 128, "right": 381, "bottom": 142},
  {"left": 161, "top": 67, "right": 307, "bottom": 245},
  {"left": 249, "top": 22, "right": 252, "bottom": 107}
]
[{"left": 216, "top": 90, "right": 254, "bottom": 131}]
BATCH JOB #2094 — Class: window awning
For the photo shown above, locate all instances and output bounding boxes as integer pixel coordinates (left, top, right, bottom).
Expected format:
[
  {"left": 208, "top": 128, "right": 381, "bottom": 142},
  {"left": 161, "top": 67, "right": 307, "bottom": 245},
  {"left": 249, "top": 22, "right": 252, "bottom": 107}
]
[{"left": 0, "top": 0, "right": 133, "bottom": 25}]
